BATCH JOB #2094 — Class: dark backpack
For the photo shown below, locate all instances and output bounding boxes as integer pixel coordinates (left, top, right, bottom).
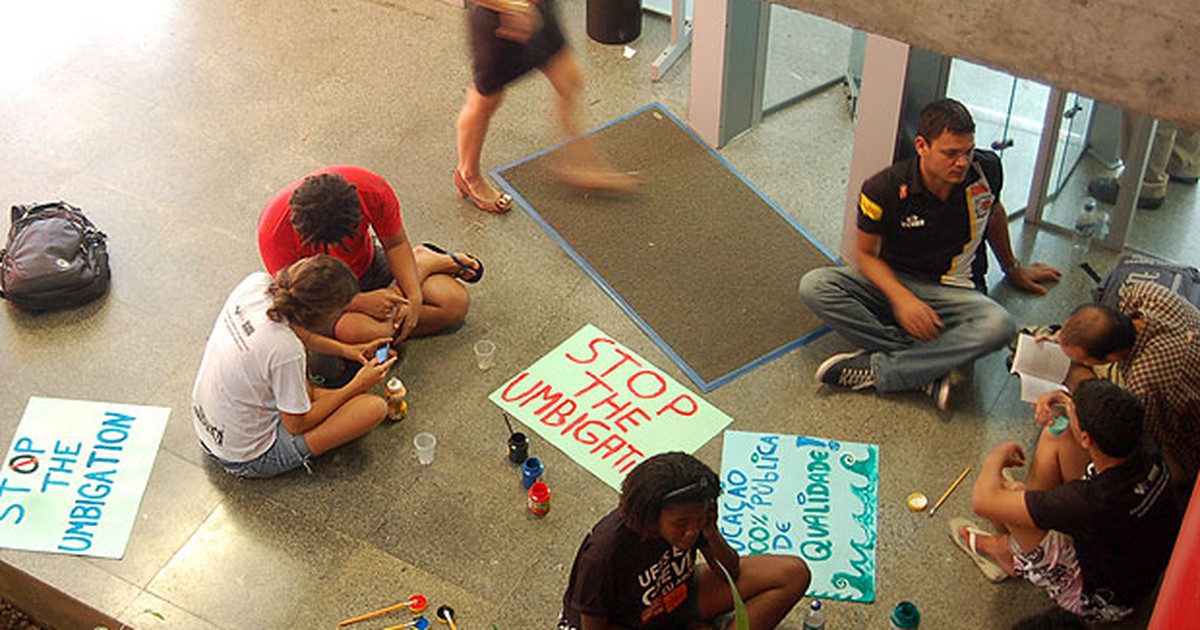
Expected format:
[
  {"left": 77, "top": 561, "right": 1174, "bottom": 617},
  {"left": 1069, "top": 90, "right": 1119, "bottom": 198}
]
[
  {"left": 0, "top": 201, "right": 111, "bottom": 312},
  {"left": 1084, "top": 253, "right": 1200, "bottom": 309}
]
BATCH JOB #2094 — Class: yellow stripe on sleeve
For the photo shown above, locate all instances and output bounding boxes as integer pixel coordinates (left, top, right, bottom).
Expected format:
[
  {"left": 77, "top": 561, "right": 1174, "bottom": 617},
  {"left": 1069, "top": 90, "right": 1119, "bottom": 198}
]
[{"left": 859, "top": 193, "right": 883, "bottom": 222}]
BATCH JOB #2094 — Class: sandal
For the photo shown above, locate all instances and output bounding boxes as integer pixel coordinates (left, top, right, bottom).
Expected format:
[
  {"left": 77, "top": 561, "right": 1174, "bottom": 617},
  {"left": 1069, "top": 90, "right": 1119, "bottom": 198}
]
[
  {"left": 420, "top": 242, "right": 484, "bottom": 284},
  {"left": 453, "top": 169, "right": 512, "bottom": 214},
  {"left": 949, "top": 518, "right": 1010, "bottom": 583}
]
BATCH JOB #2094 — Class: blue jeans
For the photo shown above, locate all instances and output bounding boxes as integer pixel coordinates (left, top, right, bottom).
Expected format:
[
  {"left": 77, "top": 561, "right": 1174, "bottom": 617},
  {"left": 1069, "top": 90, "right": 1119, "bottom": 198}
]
[
  {"left": 206, "top": 422, "right": 312, "bottom": 478},
  {"left": 798, "top": 267, "right": 1014, "bottom": 392}
]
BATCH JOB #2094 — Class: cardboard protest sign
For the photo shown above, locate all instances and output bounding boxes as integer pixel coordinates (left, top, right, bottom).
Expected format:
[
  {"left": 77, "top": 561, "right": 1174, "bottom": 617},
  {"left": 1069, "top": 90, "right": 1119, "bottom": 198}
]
[
  {"left": 0, "top": 397, "right": 169, "bottom": 558},
  {"left": 490, "top": 324, "right": 732, "bottom": 491},
  {"left": 719, "top": 430, "right": 879, "bottom": 603}
]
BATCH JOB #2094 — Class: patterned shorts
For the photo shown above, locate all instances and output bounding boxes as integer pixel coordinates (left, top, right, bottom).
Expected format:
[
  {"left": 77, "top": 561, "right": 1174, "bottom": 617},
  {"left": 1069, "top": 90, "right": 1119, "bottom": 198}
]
[{"left": 1010, "top": 530, "right": 1133, "bottom": 623}]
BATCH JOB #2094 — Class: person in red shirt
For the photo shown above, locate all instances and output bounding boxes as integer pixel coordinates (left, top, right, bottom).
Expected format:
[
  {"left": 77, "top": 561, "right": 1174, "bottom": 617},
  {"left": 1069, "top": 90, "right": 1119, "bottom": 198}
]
[{"left": 258, "top": 165, "right": 483, "bottom": 381}]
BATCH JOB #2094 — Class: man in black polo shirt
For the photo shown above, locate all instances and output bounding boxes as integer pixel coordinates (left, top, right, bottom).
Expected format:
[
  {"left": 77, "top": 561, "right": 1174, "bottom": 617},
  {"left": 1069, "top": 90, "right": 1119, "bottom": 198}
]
[
  {"left": 958, "top": 380, "right": 1182, "bottom": 622},
  {"left": 799, "top": 98, "right": 1060, "bottom": 410}
]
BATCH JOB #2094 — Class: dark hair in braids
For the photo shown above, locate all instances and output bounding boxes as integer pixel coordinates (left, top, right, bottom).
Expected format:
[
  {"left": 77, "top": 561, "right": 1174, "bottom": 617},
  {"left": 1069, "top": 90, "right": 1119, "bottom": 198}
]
[
  {"left": 267, "top": 255, "right": 358, "bottom": 330},
  {"left": 619, "top": 452, "right": 720, "bottom": 537},
  {"left": 289, "top": 173, "right": 363, "bottom": 249}
]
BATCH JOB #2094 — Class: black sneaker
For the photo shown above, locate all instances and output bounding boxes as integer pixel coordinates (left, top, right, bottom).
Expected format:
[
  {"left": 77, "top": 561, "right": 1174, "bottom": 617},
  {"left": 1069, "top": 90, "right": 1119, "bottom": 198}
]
[
  {"left": 1086, "top": 176, "right": 1164, "bottom": 209},
  {"left": 815, "top": 351, "right": 875, "bottom": 390},
  {"left": 922, "top": 375, "right": 952, "bottom": 411},
  {"left": 1169, "top": 173, "right": 1199, "bottom": 185},
  {"left": 1087, "top": 176, "right": 1120, "bottom": 204}
]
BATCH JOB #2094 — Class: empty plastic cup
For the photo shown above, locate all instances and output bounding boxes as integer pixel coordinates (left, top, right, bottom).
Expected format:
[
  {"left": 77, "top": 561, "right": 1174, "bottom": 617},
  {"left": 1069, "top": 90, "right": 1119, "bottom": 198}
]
[
  {"left": 474, "top": 340, "right": 496, "bottom": 371},
  {"left": 414, "top": 432, "right": 437, "bottom": 465}
]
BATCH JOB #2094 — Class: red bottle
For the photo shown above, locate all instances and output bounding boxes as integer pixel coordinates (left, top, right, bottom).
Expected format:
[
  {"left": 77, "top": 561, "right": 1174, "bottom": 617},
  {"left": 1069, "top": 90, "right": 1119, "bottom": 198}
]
[{"left": 528, "top": 481, "right": 551, "bottom": 516}]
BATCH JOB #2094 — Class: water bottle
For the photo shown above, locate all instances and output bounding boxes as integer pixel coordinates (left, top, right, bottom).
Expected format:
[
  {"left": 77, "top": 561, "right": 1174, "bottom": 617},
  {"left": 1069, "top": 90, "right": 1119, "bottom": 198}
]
[
  {"left": 1072, "top": 197, "right": 1100, "bottom": 254},
  {"left": 802, "top": 599, "right": 826, "bottom": 630}
]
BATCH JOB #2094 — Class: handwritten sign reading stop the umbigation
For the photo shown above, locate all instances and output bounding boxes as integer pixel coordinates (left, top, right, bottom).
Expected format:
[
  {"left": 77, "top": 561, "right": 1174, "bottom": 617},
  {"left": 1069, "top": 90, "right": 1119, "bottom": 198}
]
[
  {"left": 490, "top": 324, "right": 732, "bottom": 491},
  {"left": 0, "top": 397, "right": 169, "bottom": 559}
]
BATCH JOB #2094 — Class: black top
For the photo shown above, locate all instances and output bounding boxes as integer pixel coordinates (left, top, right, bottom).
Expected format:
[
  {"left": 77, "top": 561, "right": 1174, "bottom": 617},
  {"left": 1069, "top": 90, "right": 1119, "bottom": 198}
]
[
  {"left": 1025, "top": 452, "right": 1184, "bottom": 606},
  {"left": 857, "top": 150, "right": 1003, "bottom": 290},
  {"left": 469, "top": 0, "right": 567, "bottom": 96},
  {"left": 561, "top": 509, "right": 701, "bottom": 629}
]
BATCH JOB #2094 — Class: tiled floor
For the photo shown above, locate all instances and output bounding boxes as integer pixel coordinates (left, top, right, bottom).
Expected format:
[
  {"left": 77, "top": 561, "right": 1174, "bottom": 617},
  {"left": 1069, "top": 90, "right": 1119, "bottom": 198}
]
[{"left": 0, "top": 1, "right": 1165, "bottom": 628}]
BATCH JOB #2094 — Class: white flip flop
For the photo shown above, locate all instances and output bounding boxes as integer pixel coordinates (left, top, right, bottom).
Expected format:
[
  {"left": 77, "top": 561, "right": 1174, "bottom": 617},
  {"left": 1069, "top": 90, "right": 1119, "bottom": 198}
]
[{"left": 949, "top": 517, "right": 1010, "bottom": 583}]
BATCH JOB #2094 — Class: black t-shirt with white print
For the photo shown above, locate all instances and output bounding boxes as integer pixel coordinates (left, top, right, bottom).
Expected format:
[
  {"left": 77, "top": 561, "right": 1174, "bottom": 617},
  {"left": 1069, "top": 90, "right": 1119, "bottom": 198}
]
[
  {"left": 1024, "top": 451, "right": 1184, "bottom": 606},
  {"left": 857, "top": 149, "right": 1003, "bottom": 290},
  {"left": 561, "top": 509, "right": 702, "bottom": 630}
]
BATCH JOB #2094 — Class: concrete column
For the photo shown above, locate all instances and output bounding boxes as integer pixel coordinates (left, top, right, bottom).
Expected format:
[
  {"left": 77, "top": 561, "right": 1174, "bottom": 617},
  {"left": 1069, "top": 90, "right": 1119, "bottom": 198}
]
[
  {"left": 688, "top": 0, "right": 768, "bottom": 147},
  {"left": 840, "top": 33, "right": 909, "bottom": 262}
]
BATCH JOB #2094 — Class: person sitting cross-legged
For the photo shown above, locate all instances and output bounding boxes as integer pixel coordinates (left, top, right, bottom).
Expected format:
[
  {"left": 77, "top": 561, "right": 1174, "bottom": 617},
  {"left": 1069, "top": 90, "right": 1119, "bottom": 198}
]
[
  {"left": 257, "top": 165, "right": 485, "bottom": 385},
  {"left": 558, "top": 452, "right": 810, "bottom": 630},
  {"left": 954, "top": 380, "right": 1183, "bottom": 623},
  {"left": 191, "top": 255, "right": 395, "bottom": 478},
  {"left": 799, "top": 98, "right": 1060, "bottom": 410}
]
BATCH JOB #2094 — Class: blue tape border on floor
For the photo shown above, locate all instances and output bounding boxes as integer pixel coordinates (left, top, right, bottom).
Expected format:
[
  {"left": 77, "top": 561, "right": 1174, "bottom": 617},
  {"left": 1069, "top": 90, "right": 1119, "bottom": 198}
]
[{"left": 492, "top": 102, "right": 833, "bottom": 392}]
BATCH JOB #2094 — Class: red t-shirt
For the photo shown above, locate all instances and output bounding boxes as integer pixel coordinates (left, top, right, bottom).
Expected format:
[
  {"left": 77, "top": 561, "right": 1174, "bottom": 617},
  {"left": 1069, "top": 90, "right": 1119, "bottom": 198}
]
[{"left": 256, "top": 165, "right": 404, "bottom": 278}]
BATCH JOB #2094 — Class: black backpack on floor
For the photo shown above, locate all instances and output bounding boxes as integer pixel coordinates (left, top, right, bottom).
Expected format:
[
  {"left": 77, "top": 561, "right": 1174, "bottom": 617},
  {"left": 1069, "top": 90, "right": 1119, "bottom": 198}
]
[
  {"left": 0, "top": 201, "right": 111, "bottom": 312},
  {"left": 1083, "top": 254, "right": 1200, "bottom": 310}
]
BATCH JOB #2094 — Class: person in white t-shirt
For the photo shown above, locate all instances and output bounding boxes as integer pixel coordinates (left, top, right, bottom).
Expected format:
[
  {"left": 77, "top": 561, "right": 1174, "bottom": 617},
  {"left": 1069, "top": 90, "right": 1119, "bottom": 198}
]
[{"left": 192, "top": 255, "right": 395, "bottom": 478}]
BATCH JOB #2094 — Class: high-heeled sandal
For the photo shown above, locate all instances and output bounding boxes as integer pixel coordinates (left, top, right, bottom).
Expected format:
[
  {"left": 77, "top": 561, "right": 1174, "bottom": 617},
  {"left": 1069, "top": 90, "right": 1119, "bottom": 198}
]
[{"left": 453, "top": 169, "right": 513, "bottom": 214}]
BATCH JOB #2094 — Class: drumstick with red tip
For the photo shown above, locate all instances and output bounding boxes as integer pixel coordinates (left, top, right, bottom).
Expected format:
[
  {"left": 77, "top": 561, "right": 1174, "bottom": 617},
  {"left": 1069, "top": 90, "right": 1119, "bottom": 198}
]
[{"left": 339, "top": 594, "right": 428, "bottom": 627}]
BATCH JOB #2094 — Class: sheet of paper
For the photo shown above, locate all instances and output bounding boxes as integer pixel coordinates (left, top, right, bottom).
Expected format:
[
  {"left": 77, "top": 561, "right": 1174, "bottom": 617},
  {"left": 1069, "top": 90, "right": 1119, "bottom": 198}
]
[
  {"left": 1011, "top": 333, "right": 1070, "bottom": 383},
  {"left": 1018, "top": 373, "right": 1069, "bottom": 403}
]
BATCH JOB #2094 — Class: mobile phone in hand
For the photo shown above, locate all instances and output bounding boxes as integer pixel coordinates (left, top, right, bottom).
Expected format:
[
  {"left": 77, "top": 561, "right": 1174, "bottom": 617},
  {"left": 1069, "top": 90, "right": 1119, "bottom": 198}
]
[{"left": 375, "top": 345, "right": 390, "bottom": 364}]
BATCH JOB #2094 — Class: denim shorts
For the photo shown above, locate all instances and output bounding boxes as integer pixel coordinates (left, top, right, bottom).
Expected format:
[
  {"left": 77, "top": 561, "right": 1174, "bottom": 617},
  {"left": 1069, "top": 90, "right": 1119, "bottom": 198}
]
[{"left": 209, "top": 422, "right": 312, "bottom": 479}]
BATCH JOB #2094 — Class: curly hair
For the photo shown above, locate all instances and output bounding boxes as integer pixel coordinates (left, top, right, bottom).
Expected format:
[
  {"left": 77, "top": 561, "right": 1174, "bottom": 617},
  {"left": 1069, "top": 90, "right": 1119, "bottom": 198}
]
[
  {"left": 288, "top": 173, "right": 363, "bottom": 249},
  {"left": 266, "top": 254, "right": 358, "bottom": 330},
  {"left": 917, "top": 98, "right": 976, "bottom": 143},
  {"left": 1074, "top": 379, "right": 1145, "bottom": 459},
  {"left": 619, "top": 452, "right": 720, "bottom": 536}
]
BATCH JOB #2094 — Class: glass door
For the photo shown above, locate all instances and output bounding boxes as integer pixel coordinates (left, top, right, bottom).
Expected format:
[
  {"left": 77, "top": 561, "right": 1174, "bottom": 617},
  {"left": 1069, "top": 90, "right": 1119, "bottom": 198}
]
[
  {"left": 1047, "top": 94, "right": 1095, "bottom": 197},
  {"left": 946, "top": 60, "right": 1050, "bottom": 215},
  {"left": 761, "top": 5, "right": 858, "bottom": 116},
  {"left": 1032, "top": 92, "right": 1108, "bottom": 238}
]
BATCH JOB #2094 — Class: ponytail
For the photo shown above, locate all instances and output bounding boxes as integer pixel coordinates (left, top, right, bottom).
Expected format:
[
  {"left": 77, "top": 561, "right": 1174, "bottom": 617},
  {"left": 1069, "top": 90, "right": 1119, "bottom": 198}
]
[{"left": 267, "top": 254, "right": 358, "bottom": 329}]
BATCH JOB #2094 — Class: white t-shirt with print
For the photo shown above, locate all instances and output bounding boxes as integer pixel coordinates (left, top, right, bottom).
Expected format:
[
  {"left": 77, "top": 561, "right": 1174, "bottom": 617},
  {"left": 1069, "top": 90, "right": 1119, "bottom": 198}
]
[{"left": 191, "top": 272, "right": 310, "bottom": 462}]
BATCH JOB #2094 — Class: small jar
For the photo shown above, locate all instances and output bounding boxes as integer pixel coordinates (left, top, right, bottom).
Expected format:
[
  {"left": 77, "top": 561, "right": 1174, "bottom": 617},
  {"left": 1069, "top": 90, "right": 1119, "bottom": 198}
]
[
  {"left": 528, "top": 481, "right": 551, "bottom": 516},
  {"left": 385, "top": 377, "right": 408, "bottom": 422},
  {"left": 890, "top": 601, "right": 920, "bottom": 629}
]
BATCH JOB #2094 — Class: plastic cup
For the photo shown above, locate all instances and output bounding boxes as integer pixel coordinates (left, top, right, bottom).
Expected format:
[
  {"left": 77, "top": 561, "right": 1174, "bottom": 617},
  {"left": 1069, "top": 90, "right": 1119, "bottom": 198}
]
[
  {"left": 507, "top": 432, "right": 529, "bottom": 464},
  {"left": 414, "top": 432, "right": 437, "bottom": 465},
  {"left": 474, "top": 340, "right": 496, "bottom": 371}
]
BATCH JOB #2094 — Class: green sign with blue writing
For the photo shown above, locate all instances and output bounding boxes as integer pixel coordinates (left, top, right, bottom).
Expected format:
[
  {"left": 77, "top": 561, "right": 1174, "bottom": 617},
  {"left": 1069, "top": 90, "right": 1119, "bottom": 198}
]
[
  {"left": 0, "top": 397, "right": 169, "bottom": 558},
  {"left": 719, "top": 430, "right": 879, "bottom": 603},
  {"left": 490, "top": 324, "right": 733, "bottom": 491}
]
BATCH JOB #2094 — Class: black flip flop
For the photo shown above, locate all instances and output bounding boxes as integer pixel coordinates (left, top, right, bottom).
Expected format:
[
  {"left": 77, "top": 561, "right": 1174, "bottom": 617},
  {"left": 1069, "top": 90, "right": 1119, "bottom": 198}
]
[{"left": 421, "top": 242, "right": 484, "bottom": 284}]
